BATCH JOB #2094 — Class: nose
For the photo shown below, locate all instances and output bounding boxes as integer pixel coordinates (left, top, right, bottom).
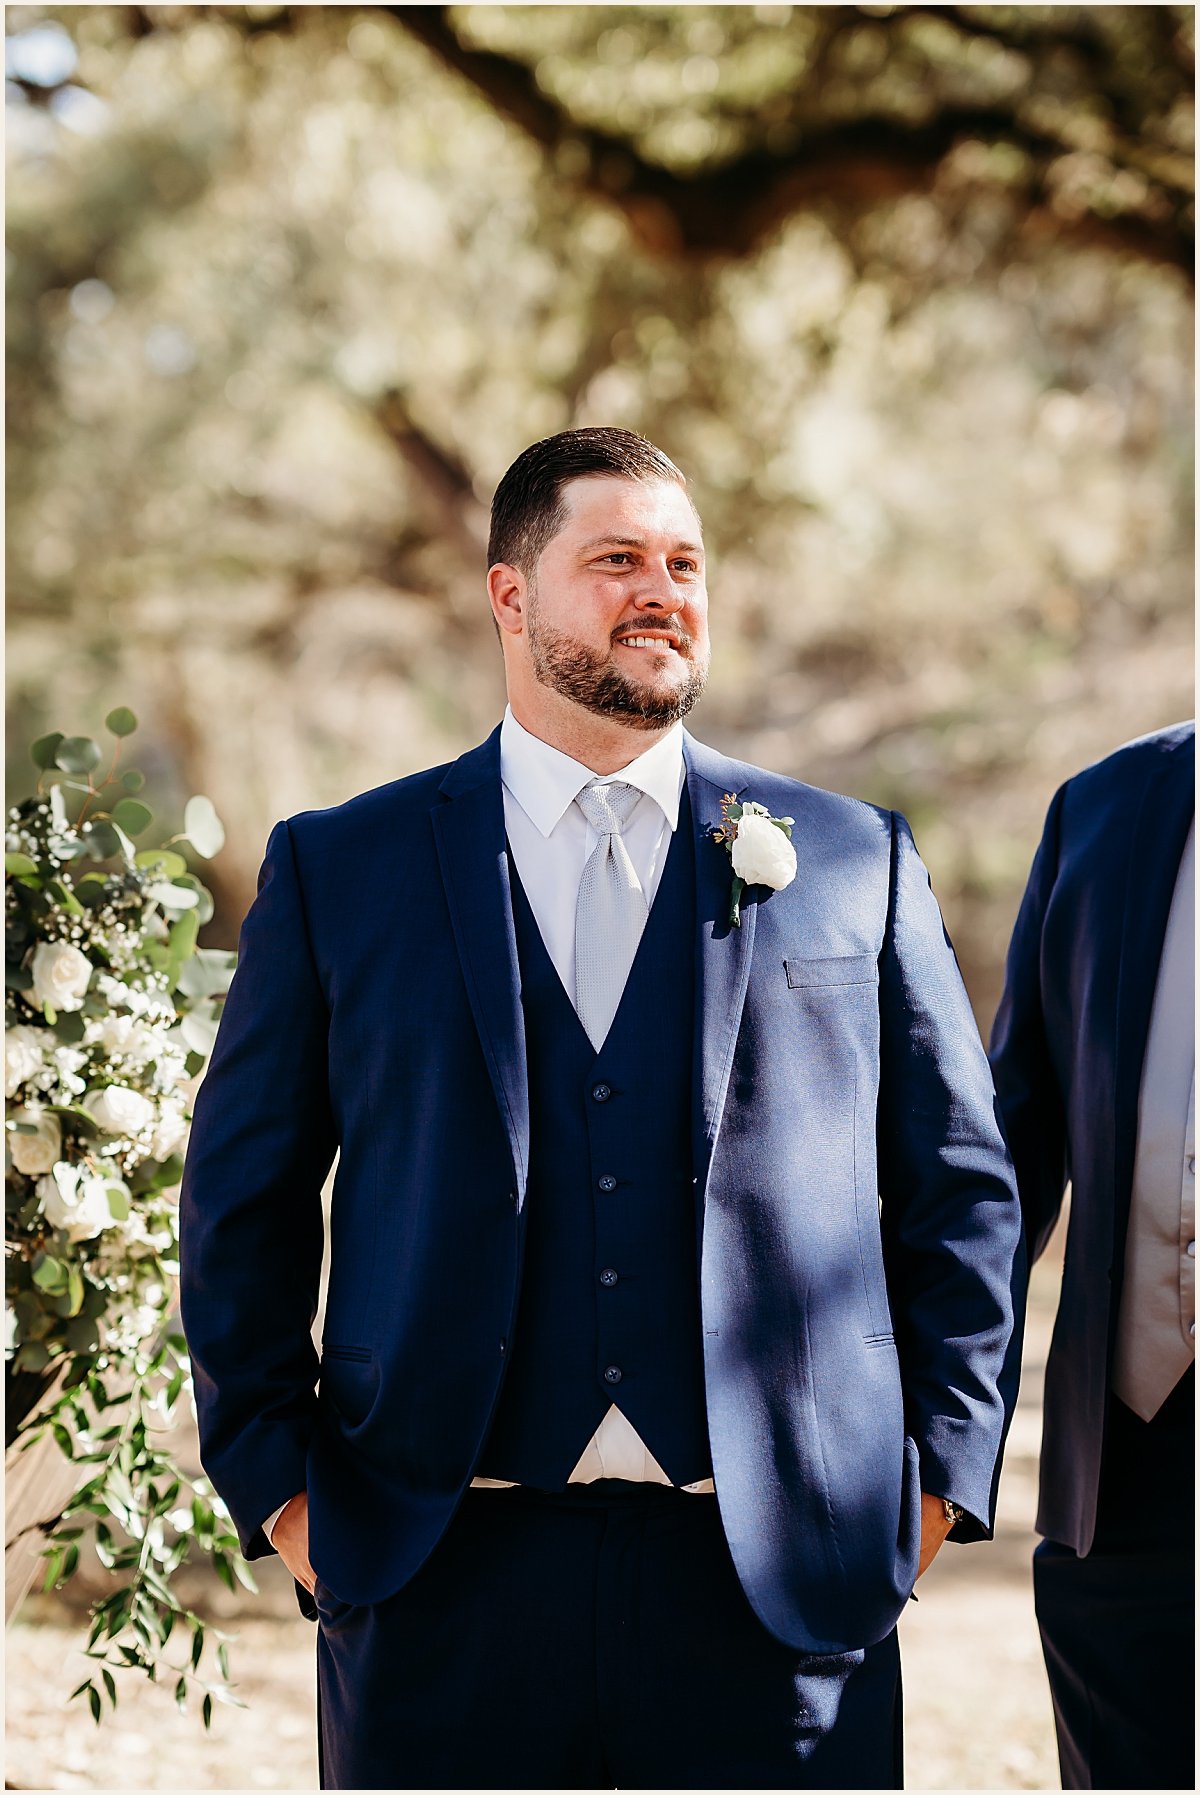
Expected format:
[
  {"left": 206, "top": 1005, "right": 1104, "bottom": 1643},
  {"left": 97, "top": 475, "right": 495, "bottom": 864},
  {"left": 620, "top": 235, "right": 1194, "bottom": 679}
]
[{"left": 632, "top": 578, "right": 685, "bottom": 617}]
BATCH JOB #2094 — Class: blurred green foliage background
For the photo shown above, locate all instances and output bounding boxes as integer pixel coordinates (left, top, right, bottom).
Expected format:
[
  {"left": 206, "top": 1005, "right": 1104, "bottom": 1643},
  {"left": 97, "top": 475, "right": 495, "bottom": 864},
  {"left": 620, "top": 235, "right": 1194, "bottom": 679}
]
[{"left": 6, "top": 4, "right": 1194, "bottom": 1019}]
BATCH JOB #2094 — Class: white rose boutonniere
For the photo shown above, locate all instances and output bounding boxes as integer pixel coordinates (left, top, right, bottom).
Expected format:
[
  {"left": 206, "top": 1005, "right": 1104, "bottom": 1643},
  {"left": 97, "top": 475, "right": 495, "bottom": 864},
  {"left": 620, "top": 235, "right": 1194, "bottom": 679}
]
[{"left": 712, "top": 794, "right": 797, "bottom": 927}]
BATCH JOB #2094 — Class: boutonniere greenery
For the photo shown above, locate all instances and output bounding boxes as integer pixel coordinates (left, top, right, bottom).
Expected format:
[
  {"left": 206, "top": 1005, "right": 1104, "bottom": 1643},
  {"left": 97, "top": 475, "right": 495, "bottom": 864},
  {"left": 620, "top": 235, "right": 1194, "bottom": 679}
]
[{"left": 712, "top": 794, "right": 797, "bottom": 927}]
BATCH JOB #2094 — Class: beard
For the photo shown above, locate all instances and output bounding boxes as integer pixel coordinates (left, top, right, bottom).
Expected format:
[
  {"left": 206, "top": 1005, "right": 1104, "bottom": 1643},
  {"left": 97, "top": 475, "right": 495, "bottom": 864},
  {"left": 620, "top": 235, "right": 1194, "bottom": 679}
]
[{"left": 526, "top": 598, "right": 708, "bottom": 730}]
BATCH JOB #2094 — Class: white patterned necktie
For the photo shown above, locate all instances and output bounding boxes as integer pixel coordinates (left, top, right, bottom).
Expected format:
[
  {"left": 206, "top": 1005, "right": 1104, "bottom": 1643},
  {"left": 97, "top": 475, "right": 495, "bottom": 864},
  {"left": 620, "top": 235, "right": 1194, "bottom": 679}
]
[{"left": 573, "top": 780, "right": 649, "bottom": 1051}]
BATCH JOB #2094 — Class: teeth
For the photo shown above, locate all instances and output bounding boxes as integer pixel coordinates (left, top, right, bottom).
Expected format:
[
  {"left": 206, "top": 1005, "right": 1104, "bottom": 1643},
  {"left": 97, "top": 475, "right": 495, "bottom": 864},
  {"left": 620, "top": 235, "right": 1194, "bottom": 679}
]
[{"left": 621, "top": 636, "right": 676, "bottom": 649}]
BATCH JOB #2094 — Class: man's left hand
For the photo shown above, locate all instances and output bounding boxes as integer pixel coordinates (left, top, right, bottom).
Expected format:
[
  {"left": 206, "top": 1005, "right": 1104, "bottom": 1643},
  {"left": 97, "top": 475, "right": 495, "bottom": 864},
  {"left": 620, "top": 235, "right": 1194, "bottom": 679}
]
[{"left": 916, "top": 1490, "right": 955, "bottom": 1580}]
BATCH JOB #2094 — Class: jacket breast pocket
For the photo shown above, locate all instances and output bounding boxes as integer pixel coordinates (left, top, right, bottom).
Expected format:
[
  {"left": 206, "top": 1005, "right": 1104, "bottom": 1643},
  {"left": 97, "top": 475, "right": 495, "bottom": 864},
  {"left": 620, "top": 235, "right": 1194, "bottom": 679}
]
[{"left": 784, "top": 953, "right": 878, "bottom": 989}]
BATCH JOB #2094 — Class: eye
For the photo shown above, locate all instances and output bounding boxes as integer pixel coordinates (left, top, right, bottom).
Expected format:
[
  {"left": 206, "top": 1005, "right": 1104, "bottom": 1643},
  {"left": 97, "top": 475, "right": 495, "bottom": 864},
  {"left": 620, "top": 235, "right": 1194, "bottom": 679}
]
[{"left": 599, "top": 552, "right": 633, "bottom": 566}]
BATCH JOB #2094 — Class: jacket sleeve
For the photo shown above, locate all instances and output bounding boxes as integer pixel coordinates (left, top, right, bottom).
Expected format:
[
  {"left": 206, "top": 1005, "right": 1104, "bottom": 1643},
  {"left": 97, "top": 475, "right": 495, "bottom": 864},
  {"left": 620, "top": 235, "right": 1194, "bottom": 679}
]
[
  {"left": 876, "top": 811, "right": 1026, "bottom": 1540},
  {"left": 987, "top": 783, "right": 1070, "bottom": 1265},
  {"left": 178, "top": 819, "right": 336, "bottom": 1559}
]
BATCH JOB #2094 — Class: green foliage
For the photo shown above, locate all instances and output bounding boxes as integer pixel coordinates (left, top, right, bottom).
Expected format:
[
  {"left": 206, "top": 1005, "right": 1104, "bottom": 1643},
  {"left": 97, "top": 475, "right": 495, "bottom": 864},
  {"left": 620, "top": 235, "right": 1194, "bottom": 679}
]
[
  {"left": 26, "top": 1337, "right": 250, "bottom": 1729},
  {"left": 6, "top": 709, "right": 244, "bottom": 1728}
]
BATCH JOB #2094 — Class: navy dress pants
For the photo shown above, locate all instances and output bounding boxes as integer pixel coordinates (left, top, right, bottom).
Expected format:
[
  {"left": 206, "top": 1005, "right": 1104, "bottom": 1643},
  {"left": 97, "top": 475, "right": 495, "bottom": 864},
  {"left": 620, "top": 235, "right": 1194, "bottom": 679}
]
[
  {"left": 1033, "top": 1366, "right": 1194, "bottom": 1791},
  {"left": 312, "top": 1481, "right": 903, "bottom": 1790}
]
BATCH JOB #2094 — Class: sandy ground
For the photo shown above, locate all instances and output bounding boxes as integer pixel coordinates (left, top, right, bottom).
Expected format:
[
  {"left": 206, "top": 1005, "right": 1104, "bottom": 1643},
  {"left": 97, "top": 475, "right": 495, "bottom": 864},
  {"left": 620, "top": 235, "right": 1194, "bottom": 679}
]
[{"left": 5, "top": 1256, "right": 1064, "bottom": 1792}]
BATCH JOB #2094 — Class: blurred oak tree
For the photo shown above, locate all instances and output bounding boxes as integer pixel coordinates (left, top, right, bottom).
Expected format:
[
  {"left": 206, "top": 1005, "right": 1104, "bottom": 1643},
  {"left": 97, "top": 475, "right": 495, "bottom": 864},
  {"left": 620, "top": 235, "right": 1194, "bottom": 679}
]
[{"left": 6, "top": 4, "right": 1193, "bottom": 1015}]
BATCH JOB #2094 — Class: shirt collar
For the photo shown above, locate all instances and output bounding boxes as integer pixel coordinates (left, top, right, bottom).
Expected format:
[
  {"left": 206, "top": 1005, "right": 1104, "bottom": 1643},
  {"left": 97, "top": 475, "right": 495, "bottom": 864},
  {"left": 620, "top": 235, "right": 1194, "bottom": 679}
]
[{"left": 499, "top": 704, "right": 685, "bottom": 839}]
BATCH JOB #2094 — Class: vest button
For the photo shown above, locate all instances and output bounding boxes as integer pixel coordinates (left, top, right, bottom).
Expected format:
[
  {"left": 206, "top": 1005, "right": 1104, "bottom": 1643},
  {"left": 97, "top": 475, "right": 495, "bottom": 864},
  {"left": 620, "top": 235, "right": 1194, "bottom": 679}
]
[
  {"left": 597, "top": 1174, "right": 617, "bottom": 1192},
  {"left": 591, "top": 1083, "right": 612, "bottom": 1102},
  {"left": 599, "top": 1267, "right": 619, "bottom": 1288},
  {"left": 603, "top": 1365, "right": 623, "bottom": 1385}
]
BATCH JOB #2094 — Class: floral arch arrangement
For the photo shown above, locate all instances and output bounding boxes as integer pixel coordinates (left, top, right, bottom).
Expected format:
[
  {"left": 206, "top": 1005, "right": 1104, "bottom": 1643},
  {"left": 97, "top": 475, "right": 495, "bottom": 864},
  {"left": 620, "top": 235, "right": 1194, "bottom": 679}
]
[{"left": 6, "top": 709, "right": 248, "bottom": 1728}]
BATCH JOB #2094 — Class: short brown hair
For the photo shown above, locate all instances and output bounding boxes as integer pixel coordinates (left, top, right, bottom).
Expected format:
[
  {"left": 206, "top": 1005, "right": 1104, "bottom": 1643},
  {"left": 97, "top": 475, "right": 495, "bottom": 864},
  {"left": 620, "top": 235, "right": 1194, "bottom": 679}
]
[{"left": 488, "top": 427, "right": 694, "bottom": 576}]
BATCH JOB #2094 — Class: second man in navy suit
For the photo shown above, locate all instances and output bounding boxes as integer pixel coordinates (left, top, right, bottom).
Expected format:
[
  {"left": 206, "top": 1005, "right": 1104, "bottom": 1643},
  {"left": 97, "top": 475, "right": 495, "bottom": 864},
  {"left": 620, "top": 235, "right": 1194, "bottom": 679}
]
[{"left": 180, "top": 428, "right": 1023, "bottom": 1788}]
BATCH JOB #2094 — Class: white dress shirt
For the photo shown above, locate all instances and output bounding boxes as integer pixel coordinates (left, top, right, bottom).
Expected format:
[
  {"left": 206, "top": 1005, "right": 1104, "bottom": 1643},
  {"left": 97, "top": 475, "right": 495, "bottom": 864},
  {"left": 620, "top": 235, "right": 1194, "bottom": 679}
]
[
  {"left": 1113, "top": 816, "right": 1196, "bottom": 1418},
  {"left": 264, "top": 708, "right": 710, "bottom": 1545}
]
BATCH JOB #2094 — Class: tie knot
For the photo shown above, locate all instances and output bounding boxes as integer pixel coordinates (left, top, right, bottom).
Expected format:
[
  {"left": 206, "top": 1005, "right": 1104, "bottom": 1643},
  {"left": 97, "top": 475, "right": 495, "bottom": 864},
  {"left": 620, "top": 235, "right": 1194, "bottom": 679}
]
[{"left": 575, "top": 780, "right": 642, "bottom": 836}]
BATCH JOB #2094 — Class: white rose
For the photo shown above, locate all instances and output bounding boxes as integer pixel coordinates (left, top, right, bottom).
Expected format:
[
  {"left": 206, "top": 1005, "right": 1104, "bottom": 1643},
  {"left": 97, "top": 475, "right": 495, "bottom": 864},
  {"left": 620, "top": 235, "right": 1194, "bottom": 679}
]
[
  {"left": 87, "top": 1084, "right": 157, "bottom": 1137},
  {"left": 100, "top": 1014, "right": 141, "bottom": 1057},
  {"left": 8, "top": 1107, "right": 62, "bottom": 1176},
  {"left": 730, "top": 813, "right": 798, "bottom": 891},
  {"left": 37, "top": 1163, "right": 123, "bottom": 1242},
  {"left": 150, "top": 1103, "right": 188, "bottom": 1161},
  {"left": 26, "top": 941, "right": 93, "bottom": 1013},
  {"left": 5, "top": 1025, "right": 45, "bottom": 1098}
]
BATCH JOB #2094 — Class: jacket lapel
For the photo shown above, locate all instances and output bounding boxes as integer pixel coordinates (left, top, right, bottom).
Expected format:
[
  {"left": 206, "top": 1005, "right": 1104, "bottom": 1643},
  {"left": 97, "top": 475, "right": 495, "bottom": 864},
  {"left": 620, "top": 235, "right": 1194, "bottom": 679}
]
[
  {"left": 431, "top": 727, "right": 530, "bottom": 1201},
  {"left": 685, "top": 735, "right": 758, "bottom": 1200},
  {"left": 1110, "top": 727, "right": 1195, "bottom": 1267}
]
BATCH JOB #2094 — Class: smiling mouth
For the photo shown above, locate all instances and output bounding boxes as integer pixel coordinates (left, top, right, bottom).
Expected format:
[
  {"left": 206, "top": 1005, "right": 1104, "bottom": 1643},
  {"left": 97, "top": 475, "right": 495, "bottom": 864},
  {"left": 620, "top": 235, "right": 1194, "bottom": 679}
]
[{"left": 614, "top": 633, "right": 683, "bottom": 653}]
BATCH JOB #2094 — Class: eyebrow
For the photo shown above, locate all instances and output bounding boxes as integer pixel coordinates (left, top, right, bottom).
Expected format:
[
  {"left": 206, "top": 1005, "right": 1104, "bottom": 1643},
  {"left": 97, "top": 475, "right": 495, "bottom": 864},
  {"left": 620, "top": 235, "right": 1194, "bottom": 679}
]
[{"left": 579, "top": 535, "right": 705, "bottom": 555}]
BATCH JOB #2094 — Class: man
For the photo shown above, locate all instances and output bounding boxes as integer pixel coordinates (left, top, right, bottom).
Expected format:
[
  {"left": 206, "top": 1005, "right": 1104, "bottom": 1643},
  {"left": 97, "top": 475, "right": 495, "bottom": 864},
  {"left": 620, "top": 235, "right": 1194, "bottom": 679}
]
[
  {"left": 180, "top": 427, "right": 1023, "bottom": 1789},
  {"left": 990, "top": 721, "right": 1194, "bottom": 1791}
]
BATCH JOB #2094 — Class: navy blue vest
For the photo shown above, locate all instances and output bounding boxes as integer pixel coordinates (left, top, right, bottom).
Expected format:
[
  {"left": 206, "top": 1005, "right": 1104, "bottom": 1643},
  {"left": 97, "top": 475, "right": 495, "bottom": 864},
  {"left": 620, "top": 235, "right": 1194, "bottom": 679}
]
[{"left": 476, "top": 789, "right": 711, "bottom": 1489}]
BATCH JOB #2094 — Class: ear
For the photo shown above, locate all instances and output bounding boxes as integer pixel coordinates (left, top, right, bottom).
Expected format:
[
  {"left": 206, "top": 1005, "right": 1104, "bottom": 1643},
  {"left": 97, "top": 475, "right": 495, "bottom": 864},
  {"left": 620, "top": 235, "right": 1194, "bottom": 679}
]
[{"left": 488, "top": 562, "right": 527, "bottom": 638}]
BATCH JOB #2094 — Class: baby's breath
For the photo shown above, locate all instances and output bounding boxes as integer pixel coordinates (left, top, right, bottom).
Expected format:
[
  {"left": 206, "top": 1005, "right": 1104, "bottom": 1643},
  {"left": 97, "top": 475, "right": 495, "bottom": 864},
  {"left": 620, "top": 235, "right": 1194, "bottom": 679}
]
[{"left": 6, "top": 713, "right": 242, "bottom": 1729}]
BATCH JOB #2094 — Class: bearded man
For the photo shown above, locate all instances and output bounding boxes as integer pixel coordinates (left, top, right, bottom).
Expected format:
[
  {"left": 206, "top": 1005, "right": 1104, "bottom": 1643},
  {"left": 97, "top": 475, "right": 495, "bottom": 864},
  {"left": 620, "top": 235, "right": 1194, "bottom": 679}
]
[{"left": 180, "top": 427, "right": 1023, "bottom": 1789}]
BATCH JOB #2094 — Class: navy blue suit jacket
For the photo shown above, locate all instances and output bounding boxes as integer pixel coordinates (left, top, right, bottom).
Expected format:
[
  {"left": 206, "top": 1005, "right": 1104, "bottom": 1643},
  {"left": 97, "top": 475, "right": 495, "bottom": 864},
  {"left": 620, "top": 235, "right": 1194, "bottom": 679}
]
[
  {"left": 179, "top": 727, "right": 1022, "bottom": 1654},
  {"left": 989, "top": 721, "right": 1194, "bottom": 1557}
]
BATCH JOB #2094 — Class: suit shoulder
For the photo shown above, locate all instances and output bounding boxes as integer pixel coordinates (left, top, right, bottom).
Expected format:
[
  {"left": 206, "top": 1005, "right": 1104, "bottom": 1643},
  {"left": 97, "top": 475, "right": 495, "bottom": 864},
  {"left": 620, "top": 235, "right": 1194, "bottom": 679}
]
[
  {"left": 686, "top": 738, "right": 892, "bottom": 841},
  {"left": 282, "top": 761, "right": 453, "bottom": 848},
  {"left": 1064, "top": 720, "right": 1194, "bottom": 805}
]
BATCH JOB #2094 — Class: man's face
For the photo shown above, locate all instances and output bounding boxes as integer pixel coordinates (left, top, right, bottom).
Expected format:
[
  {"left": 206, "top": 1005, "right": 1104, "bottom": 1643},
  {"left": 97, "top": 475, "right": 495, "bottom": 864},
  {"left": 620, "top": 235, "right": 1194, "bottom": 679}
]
[{"left": 522, "top": 475, "right": 711, "bottom": 729}]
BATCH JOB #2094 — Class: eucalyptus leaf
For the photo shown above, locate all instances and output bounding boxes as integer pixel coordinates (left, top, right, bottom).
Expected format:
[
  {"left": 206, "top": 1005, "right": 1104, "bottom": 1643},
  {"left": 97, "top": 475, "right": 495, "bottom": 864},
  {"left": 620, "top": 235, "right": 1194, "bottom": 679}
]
[
  {"left": 180, "top": 1010, "right": 219, "bottom": 1056},
  {"left": 136, "top": 848, "right": 187, "bottom": 879},
  {"left": 111, "top": 799, "right": 152, "bottom": 837},
  {"left": 5, "top": 852, "right": 38, "bottom": 875},
  {"left": 52, "top": 1009, "right": 87, "bottom": 1045},
  {"left": 105, "top": 707, "right": 138, "bottom": 738},
  {"left": 32, "top": 1254, "right": 69, "bottom": 1294},
  {"left": 182, "top": 795, "right": 225, "bottom": 859},
  {"left": 66, "top": 1314, "right": 101, "bottom": 1353},
  {"left": 83, "top": 820, "right": 122, "bottom": 860},
  {"left": 176, "top": 947, "right": 236, "bottom": 999},
  {"left": 168, "top": 910, "right": 200, "bottom": 966},
  {"left": 56, "top": 736, "right": 102, "bottom": 775},
  {"left": 47, "top": 878, "right": 85, "bottom": 916},
  {"left": 121, "top": 768, "right": 146, "bottom": 793},
  {"left": 148, "top": 882, "right": 200, "bottom": 911},
  {"left": 32, "top": 732, "right": 65, "bottom": 770}
]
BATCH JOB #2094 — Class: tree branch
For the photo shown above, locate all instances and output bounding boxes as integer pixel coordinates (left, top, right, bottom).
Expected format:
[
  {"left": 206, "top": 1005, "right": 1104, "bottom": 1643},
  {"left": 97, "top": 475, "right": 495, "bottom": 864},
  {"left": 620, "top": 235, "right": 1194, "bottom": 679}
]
[{"left": 385, "top": 5, "right": 1192, "bottom": 275}]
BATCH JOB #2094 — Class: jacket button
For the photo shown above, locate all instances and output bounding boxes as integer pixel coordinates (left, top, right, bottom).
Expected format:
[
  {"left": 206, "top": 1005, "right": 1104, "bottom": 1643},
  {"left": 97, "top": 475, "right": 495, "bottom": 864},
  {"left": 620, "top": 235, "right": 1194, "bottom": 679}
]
[
  {"left": 597, "top": 1174, "right": 617, "bottom": 1192},
  {"left": 592, "top": 1083, "right": 612, "bottom": 1103},
  {"left": 603, "top": 1365, "right": 623, "bottom": 1385},
  {"left": 599, "top": 1267, "right": 619, "bottom": 1288}
]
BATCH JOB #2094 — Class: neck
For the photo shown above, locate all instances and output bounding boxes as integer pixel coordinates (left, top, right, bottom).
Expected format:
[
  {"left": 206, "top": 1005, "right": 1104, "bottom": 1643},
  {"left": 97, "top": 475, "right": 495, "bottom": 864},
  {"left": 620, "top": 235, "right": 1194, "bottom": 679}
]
[{"left": 507, "top": 690, "right": 676, "bottom": 776}]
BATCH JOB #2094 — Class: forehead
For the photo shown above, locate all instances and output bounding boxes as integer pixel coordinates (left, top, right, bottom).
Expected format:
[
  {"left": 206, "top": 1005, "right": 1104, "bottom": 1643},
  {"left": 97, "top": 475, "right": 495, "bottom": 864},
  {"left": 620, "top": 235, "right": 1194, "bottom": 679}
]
[{"left": 555, "top": 474, "right": 702, "bottom": 547}]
